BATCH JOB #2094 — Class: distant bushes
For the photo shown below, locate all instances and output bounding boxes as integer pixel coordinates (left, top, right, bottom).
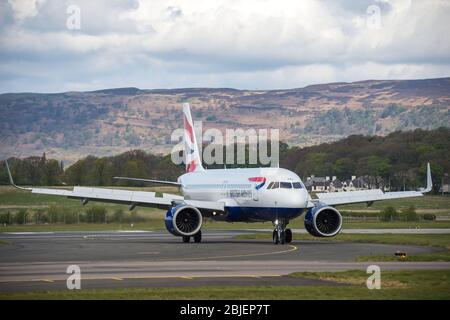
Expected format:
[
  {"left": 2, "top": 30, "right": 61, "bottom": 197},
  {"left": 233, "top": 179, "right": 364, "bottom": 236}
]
[
  {"left": 343, "top": 206, "right": 435, "bottom": 222},
  {"left": 380, "top": 206, "right": 419, "bottom": 222},
  {"left": 422, "top": 213, "right": 436, "bottom": 221},
  {"left": 380, "top": 206, "right": 399, "bottom": 222},
  {"left": 402, "top": 206, "right": 419, "bottom": 222},
  {"left": 0, "top": 205, "right": 148, "bottom": 225}
]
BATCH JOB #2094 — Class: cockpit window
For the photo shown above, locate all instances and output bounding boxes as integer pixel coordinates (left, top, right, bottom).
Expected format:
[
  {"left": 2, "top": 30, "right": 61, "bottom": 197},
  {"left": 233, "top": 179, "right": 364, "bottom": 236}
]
[
  {"left": 272, "top": 182, "right": 280, "bottom": 189},
  {"left": 280, "top": 182, "right": 292, "bottom": 189},
  {"left": 267, "top": 182, "right": 274, "bottom": 189},
  {"left": 292, "top": 182, "right": 303, "bottom": 189}
]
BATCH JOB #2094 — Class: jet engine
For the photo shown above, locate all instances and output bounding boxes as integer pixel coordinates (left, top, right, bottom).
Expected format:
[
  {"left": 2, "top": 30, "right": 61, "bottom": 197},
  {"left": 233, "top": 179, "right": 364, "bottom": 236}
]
[
  {"left": 165, "top": 204, "right": 203, "bottom": 236},
  {"left": 304, "top": 203, "right": 342, "bottom": 237}
]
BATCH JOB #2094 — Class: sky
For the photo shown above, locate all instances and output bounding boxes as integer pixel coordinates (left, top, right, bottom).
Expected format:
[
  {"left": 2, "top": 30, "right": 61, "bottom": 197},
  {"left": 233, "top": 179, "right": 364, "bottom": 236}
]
[{"left": 0, "top": 0, "right": 449, "bottom": 93}]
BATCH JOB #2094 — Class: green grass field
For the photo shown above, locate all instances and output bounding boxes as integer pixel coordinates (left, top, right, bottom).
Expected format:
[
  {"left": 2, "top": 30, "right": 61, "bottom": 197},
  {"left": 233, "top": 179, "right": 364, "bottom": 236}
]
[{"left": 1, "top": 270, "right": 448, "bottom": 300}]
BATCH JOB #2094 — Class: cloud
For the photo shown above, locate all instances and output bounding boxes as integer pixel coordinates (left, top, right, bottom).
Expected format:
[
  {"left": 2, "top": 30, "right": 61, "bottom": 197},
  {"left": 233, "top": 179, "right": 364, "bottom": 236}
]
[
  {"left": 0, "top": 0, "right": 449, "bottom": 92},
  {"left": 7, "top": 0, "right": 46, "bottom": 21}
]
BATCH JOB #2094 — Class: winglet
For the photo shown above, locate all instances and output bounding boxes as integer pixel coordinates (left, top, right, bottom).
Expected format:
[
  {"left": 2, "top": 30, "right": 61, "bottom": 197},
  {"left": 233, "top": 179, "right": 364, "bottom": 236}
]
[
  {"left": 4, "top": 160, "right": 31, "bottom": 191},
  {"left": 420, "top": 162, "right": 432, "bottom": 193}
]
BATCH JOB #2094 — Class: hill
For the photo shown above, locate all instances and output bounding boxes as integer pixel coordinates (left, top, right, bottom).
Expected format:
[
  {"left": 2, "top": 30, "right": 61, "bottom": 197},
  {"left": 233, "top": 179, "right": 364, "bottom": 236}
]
[{"left": 0, "top": 77, "right": 449, "bottom": 164}]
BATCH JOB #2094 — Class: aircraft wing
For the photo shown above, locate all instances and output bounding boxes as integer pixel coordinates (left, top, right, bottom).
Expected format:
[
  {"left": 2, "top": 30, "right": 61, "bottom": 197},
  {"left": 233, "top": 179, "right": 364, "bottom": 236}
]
[
  {"left": 4, "top": 161, "right": 224, "bottom": 212},
  {"left": 113, "top": 177, "right": 181, "bottom": 186},
  {"left": 29, "top": 186, "right": 224, "bottom": 211},
  {"left": 314, "top": 163, "right": 432, "bottom": 207}
]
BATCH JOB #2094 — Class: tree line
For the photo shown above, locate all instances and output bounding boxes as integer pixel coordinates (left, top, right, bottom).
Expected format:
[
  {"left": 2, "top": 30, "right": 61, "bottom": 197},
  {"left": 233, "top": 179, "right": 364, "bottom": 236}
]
[
  {"left": 0, "top": 127, "right": 448, "bottom": 192},
  {"left": 282, "top": 127, "right": 449, "bottom": 191}
]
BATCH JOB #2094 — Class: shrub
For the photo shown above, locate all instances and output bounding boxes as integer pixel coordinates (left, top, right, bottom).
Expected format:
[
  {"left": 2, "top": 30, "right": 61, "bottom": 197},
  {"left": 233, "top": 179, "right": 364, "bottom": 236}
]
[
  {"left": 113, "top": 209, "right": 125, "bottom": 223},
  {"left": 85, "top": 206, "right": 107, "bottom": 223},
  {"left": 64, "top": 209, "right": 79, "bottom": 224},
  {"left": 0, "top": 212, "right": 10, "bottom": 224},
  {"left": 15, "top": 208, "right": 29, "bottom": 224},
  {"left": 422, "top": 213, "right": 436, "bottom": 221},
  {"left": 34, "top": 209, "right": 46, "bottom": 224},
  {"left": 380, "top": 206, "right": 399, "bottom": 222},
  {"left": 403, "top": 206, "right": 419, "bottom": 221},
  {"left": 47, "top": 205, "right": 63, "bottom": 223}
]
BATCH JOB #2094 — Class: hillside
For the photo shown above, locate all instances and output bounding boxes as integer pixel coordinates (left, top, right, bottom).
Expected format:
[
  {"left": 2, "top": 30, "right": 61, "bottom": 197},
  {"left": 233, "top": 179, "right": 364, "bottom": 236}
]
[{"left": 0, "top": 77, "right": 449, "bottom": 165}]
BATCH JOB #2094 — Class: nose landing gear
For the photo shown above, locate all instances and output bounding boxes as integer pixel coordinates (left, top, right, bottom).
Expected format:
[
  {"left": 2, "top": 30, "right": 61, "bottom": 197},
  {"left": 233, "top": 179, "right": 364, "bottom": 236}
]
[{"left": 272, "top": 219, "right": 292, "bottom": 244}]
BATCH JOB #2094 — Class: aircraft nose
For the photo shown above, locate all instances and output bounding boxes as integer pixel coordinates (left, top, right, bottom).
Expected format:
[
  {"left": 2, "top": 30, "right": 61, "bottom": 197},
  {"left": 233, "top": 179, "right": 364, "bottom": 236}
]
[{"left": 290, "top": 189, "right": 308, "bottom": 208}]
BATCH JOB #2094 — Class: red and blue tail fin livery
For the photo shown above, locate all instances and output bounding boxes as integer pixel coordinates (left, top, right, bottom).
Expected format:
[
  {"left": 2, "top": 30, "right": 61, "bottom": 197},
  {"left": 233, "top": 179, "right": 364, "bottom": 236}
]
[{"left": 183, "top": 103, "right": 204, "bottom": 173}]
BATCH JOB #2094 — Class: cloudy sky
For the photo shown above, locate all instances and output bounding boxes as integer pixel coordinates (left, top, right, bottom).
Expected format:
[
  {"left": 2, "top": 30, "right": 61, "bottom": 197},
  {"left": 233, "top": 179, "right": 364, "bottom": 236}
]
[{"left": 1, "top": 0, "right": 449, "bottom": 93}]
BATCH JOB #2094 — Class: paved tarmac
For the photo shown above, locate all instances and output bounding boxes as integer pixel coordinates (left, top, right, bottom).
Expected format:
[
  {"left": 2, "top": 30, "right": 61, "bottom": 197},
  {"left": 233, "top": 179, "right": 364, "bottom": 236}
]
[{"left": 0, "top": 230, "right": 448, "bottom": 292}]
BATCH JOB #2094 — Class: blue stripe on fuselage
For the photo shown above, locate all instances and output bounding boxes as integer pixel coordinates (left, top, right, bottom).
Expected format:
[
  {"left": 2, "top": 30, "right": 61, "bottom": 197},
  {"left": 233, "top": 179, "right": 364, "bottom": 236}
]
[{"left": 225, "top": 206, "right": 304, "bottom": 222}]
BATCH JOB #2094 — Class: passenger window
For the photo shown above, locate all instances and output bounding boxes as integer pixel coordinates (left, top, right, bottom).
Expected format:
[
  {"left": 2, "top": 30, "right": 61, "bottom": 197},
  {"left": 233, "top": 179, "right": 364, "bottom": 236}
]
[
  {"left": 292, "top": 182, "right": 303, "bottom": 189},
  {"left": 267, "top": 182, "right": 274, "bottom": 189},
  {"left": 280, "top": 182, "right": 292, "bottom": 189},
  {"left": 272, "top": 182, "right": 280, "bottom": 189}
]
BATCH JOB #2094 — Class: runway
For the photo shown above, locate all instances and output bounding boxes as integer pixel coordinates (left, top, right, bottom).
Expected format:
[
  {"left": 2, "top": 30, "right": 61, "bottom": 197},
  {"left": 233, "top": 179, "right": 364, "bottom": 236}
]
[{"left": 0, "top": 230, "right": 449, "bottom": 292}]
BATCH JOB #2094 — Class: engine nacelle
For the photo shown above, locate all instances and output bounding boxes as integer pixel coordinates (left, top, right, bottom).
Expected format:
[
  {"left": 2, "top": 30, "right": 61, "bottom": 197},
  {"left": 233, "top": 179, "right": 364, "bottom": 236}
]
[
  {"left": 165, "top": 204, "right": 203, "bottom": 236},
  {"left": 304, "top": 203, "right": 342, "bottom": 237}
]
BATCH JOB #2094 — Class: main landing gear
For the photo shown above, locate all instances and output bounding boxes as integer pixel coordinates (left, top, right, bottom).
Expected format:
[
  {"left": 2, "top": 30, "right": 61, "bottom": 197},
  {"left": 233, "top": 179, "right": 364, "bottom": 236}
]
[
  {"left": 272, "top": 219, "right": 292, "bottom": 245},
  {"left": 182, "top": 230, "right": 202, "bottom": 243}
]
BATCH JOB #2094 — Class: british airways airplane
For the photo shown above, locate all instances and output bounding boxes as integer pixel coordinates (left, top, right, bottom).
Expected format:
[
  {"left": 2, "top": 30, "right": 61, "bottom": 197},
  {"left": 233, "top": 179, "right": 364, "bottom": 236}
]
[{"left": 5, "top": 103, "right": 432, "bottom": 244}]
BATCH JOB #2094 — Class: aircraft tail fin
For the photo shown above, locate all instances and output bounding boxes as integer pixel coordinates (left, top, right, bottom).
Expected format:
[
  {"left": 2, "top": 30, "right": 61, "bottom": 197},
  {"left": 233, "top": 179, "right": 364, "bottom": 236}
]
[{"left": 182, "top": 103, "right": 204, "bottom": 173}]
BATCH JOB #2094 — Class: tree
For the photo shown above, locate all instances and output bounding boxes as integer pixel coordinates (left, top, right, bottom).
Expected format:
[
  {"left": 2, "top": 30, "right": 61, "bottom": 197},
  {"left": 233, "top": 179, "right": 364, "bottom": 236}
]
[
  {"left": 333, "top": 157, "right": 354, "bottom": 179},
  {"left": 381, "top": 207, "right": 399, "bottom": 222}
]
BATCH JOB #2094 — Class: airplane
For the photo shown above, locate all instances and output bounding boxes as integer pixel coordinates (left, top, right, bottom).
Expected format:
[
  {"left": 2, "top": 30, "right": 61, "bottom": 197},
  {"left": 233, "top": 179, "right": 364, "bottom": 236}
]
[{"left": 4, "top": 103, "right": 433, "bottom": 244}]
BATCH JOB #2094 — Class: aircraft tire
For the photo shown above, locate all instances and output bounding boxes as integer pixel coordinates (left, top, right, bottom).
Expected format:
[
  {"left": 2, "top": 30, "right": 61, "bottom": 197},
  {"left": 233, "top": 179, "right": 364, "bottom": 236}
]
[
  {"left": 280, "top": 230, "right": 286, "bottom": 244},
  {"left": 182, "top": 236, "right": 190, "bottom": 243},
  {"left": 193, "top": 230, "right": 202, "bottom": 243},
  {"left": 285, "top": 229, "right": 292, "bottom": 243}
]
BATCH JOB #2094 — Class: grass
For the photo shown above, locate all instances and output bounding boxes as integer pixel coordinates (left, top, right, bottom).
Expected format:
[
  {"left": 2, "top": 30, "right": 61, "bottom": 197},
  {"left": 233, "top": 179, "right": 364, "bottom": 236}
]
[{"left": 1, "top": 270, "right": 449, "bottom": 300}]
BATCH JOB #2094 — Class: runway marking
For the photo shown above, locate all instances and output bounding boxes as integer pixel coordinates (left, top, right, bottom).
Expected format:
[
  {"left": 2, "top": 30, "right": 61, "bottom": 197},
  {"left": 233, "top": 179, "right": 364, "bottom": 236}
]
[
  {"left": 179, "top": 276, "right": 193, "bottom": 279},
  {"left": 115, "top": 230, "right": 152, "bottom": 233},
  {"left": 111, "top": 277, "right": 123, "bottom": 281},
  {"left": 6, "top": 232, "right": 55, "bottom": 235},
  {"left": 157, "top": 245, "right": 298, "bottom": 262},
  {"left": 39, "top": 279, "right": 55, "bottom": 283}
]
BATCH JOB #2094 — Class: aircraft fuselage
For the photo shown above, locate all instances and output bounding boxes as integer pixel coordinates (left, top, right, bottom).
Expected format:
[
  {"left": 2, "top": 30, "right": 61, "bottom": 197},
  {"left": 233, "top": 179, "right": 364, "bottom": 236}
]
[{"left": 179, "top": 167, "right": 308, "bottom": 222}]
